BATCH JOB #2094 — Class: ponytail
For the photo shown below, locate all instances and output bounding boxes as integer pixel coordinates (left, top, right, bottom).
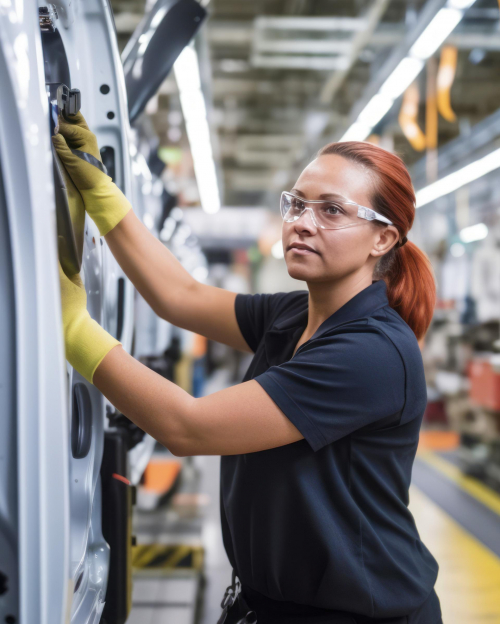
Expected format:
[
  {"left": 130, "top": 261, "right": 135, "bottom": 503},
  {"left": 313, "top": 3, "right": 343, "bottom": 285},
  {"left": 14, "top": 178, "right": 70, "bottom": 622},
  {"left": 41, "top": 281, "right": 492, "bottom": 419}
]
[
  {"left": 380, "top": 241, "right": 436, "bottom": 341},
  {"left": 318, "top": 141, "right": 436, "bottom": 341}
]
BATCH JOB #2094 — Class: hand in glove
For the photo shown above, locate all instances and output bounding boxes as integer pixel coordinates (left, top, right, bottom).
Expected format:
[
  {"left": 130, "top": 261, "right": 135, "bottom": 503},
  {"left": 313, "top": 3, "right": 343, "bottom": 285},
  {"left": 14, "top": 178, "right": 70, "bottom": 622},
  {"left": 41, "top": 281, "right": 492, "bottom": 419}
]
[
  {"left": 59, "top": 263, "right": 121, "bottom": 383},
  {"left": 52, "top": 112, "right": 131, "bottom": 236}
]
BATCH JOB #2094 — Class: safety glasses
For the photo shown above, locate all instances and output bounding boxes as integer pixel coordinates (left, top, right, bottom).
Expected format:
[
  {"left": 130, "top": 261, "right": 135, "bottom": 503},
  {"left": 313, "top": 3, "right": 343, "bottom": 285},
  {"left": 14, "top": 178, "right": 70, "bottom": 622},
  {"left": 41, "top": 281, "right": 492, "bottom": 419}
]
[{"left": 280, "top": 191, "right": 394, "bottom": 230}]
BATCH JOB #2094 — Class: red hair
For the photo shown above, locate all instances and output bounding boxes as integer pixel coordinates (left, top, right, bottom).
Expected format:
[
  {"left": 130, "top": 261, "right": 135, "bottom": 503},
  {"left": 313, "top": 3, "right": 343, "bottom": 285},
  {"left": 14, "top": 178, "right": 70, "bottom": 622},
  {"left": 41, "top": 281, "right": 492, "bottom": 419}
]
[{"left": 318, "top": 141, "right": 436, "bottom": 341}]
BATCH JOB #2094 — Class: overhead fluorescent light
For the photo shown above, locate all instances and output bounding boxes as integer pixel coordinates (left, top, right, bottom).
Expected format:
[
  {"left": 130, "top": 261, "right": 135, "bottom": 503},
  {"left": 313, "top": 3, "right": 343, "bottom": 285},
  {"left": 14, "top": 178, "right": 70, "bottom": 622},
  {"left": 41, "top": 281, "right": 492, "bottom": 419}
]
[
  {"left": 416, "top": 147, "right": 500, "bottom": 207},
  {"left": 379, "top": 57, "right": 424, "bottom": 101},
  {"left": 459, "top": 223, "right": 488, "bottom": 243},
  {"left": 174, "top": 45, "right": 221, "bottom": 214},
  {"left": 340, "top": 0, "right": 476, "bottom": 143},
  {"left": 446, "top": 0, "right": 476, "bottom": 10},
  {"left": 410, "top": 8, "right": 462, "bottom": 60},
  {"left": 358, "top": 93, "right": 394, "bottom": 127},
  {"left": 340, "top": 121, "right": 371, "bottom": 142}
]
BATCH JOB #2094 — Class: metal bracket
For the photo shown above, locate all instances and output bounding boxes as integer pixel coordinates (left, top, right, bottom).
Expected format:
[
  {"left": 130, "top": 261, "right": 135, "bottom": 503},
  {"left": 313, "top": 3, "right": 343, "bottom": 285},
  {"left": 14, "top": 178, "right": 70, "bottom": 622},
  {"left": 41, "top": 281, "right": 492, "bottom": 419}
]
[{"left": 39, "top": 5, "right": 59, "bottom": 32}]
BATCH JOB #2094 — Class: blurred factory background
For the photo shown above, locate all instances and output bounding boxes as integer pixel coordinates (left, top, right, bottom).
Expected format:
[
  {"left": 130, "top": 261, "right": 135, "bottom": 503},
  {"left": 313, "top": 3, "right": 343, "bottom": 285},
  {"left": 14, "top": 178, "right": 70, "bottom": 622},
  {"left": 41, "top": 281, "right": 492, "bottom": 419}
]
[
  {"left": 103, "top": 1, "right": 500, "bottom": 623},
  {"left": 2, "top": 1, "right": 500, "bottom": 623}
]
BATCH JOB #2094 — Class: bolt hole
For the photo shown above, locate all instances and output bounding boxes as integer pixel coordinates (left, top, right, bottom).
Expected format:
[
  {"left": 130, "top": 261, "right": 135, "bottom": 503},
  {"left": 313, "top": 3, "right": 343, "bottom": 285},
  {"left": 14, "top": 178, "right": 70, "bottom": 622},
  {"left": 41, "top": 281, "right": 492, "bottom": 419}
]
[
  {"left": 100, "top": 84, "right": 110, "bottom": 94},
  {"left": 107, "top": 111, "right": 115, "bottom": 120},
  {"left": 5, "top": 616, "right": 17, "bottom": 624}
]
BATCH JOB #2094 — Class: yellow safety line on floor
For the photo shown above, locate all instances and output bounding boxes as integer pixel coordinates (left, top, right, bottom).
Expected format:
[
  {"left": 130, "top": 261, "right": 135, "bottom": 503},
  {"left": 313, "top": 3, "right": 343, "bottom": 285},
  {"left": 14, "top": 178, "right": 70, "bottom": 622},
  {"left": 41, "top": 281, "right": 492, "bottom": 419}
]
[
  {"left": 418, "top": 451, "right": 500, "bottom": 517},
  {"left": 410, "top": 485, "right": 500, "bottom": 624},
  {"left": 132, "top": 544, "right": 204, "bottom": 570}
]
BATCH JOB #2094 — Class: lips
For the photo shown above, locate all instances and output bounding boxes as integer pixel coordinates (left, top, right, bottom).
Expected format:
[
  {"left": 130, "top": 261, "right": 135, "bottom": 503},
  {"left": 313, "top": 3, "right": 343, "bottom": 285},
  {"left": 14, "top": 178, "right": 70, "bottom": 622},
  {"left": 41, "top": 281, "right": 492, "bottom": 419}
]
[{"left": 287, "top": 243, "right": 318, "bottom": 254}]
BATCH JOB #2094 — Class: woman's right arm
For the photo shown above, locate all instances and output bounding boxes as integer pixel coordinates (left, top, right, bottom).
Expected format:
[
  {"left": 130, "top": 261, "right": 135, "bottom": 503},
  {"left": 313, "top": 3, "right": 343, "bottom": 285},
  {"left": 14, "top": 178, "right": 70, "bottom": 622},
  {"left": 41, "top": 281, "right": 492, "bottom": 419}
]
[
  {"left": 51, "top": 112, "right": 250, "bottom": 351},
  {"left": 105, "top": 209, "right": 253, "bottom": 353}
]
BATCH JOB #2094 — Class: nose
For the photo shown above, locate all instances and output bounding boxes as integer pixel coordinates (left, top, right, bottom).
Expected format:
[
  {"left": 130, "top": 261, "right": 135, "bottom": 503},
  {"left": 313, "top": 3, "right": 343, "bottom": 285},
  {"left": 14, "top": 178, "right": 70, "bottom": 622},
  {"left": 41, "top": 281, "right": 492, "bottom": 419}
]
[{"left": 293, "top": 206, "right": 318, "bottom": 232}]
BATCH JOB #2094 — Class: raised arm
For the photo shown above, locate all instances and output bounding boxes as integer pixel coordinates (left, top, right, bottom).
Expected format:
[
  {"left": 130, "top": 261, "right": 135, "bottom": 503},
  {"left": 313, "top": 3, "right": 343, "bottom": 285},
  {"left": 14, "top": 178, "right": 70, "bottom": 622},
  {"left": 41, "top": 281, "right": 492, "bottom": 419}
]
[
  {"left": 52, "top": 112, "right": 251, "bottom": 353},
  {"left": 105, "top": 210, "right": 251, "bottom": 352}
]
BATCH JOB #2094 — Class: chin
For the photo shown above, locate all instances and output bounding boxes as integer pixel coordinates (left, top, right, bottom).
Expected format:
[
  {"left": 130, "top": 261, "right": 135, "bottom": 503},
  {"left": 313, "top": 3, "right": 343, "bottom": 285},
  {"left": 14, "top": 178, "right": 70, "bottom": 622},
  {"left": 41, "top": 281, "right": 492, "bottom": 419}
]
[{"left": 286, "top": 263, "right": 318, "bottom": 282}]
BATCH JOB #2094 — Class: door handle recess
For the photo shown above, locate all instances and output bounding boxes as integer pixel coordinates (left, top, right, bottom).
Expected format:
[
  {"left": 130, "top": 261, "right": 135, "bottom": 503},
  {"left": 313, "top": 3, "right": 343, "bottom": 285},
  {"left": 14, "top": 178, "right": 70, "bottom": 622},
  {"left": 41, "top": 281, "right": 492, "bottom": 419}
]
[{"left": 71, "top": 383, "right": 93, "bottom": 459}]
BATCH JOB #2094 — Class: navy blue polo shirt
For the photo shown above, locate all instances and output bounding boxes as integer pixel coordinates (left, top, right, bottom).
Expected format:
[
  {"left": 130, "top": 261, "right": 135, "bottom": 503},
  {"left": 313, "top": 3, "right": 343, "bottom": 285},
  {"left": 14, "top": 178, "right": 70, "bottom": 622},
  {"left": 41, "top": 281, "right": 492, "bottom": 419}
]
[{"left": 220, "top": 280, "right": 439, "bottom": 620}]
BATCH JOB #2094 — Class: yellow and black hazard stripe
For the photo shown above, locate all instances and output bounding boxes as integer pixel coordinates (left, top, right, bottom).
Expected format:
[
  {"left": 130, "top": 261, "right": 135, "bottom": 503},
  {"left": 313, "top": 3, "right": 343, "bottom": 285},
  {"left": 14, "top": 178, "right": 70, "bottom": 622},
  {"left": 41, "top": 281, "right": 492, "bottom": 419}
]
[{"left": 132, "top": 544, "right": 204, "bottom": 570}]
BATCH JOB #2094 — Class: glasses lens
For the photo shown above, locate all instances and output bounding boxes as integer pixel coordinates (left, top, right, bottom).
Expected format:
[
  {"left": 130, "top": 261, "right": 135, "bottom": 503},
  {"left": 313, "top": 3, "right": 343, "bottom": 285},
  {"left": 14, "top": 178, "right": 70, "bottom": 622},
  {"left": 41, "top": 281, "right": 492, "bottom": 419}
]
[
  {"left": 281, "top": 193, "right": 304, "bottom": 221},
  {"left": 315, "top": 199, "right": 358, "bottom": 229},
  {"left": 280, "top": 193, "right": 362, "bottom": 229}
]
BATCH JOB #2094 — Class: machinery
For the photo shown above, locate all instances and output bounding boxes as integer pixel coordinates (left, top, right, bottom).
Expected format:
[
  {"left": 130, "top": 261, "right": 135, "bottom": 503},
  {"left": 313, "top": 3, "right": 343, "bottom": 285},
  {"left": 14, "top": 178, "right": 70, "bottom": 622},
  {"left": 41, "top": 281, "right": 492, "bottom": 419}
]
[{"left": 413, "top": 109, "right": 500, "bottom": 487}]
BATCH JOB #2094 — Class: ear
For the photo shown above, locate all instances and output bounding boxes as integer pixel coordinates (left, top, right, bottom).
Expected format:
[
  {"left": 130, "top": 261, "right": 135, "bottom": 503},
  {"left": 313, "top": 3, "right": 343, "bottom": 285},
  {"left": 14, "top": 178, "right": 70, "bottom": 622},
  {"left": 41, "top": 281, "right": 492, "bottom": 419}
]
[{"left": 371, "top": 225, "right": 399, "bottom": 257}]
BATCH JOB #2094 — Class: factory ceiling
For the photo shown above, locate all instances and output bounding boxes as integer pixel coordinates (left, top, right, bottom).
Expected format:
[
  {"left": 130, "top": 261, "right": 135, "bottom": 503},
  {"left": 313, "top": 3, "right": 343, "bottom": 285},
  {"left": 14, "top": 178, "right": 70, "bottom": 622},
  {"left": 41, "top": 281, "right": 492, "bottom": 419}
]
[{"left": 111, "top": 0, "right": 500, "bottom": 211}]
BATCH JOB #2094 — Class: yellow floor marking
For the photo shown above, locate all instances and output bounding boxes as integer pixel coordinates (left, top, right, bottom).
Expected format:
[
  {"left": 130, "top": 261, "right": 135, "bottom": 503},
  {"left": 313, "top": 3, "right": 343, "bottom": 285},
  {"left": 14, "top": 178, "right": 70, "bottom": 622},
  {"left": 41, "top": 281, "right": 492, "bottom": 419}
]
[
  {"left": 132, "top": 543, "right": 204, "bottom": 570},
  {"left": 410, "top": 486, "right": 500, "bottom": 624},
  {"left": 418, "top": 451, "right": 500, "bottom": 517}
]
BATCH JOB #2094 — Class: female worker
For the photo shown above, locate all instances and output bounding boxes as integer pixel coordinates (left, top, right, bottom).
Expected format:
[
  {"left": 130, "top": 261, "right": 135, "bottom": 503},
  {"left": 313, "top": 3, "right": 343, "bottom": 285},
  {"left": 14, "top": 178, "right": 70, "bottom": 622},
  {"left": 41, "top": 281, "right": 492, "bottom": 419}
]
[{"left": 53, "top": 113, "right": 442, "bottom": 624}]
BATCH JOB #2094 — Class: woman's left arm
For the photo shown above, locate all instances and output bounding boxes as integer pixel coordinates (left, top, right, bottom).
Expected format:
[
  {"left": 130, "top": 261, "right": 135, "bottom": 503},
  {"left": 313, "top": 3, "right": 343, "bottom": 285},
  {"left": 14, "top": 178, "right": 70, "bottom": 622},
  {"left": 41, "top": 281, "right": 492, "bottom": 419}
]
[
  {"left": 58, "top": 262, "right": 302, "bottom": 456},
  {"left": 93, "top": 346, "right": 303, "bottom": 457}
]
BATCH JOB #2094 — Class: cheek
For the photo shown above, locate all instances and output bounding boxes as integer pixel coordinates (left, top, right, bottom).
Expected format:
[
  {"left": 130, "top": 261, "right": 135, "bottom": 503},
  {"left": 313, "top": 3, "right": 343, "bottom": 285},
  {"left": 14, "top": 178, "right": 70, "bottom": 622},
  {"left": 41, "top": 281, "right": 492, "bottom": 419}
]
[
  {"left": 323, "top": 227, "right": 372, "bottom": 266},
  {"left": 282, "top": 221, "right": 292, "bottom": 240}
]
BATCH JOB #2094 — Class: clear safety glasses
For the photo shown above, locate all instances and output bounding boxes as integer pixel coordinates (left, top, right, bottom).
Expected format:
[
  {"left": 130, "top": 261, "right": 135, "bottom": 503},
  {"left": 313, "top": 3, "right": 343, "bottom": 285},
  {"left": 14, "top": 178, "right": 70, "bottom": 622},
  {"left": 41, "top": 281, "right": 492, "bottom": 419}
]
[{"left": 280, "top": 191, "right": 394, "bottom": 230}]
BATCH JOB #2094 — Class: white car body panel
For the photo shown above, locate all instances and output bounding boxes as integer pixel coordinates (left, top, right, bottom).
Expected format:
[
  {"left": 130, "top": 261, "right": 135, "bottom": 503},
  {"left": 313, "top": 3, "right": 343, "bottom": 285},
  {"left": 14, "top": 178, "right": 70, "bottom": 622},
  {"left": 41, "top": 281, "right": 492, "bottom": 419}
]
[{"left": 0, "top": 3, "right": 70, "bottom": 624}]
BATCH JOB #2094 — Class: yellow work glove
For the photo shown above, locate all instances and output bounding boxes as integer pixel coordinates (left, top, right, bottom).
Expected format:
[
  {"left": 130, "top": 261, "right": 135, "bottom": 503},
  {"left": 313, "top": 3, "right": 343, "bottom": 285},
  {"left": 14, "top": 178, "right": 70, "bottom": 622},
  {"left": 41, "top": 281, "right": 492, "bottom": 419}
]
[
  {"left": 59, "top": 263, "right": 121, "bottom": 383},
  {"left": 52, "top": 111, "right": 131, "bottom": 236}
]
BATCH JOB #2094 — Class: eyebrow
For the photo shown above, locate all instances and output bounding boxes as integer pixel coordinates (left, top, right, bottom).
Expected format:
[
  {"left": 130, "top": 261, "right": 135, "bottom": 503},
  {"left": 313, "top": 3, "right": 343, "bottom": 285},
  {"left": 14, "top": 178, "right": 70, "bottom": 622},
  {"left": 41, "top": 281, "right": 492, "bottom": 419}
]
[{"left": 290, "top": 188, "right": 345, "bottom": 200}]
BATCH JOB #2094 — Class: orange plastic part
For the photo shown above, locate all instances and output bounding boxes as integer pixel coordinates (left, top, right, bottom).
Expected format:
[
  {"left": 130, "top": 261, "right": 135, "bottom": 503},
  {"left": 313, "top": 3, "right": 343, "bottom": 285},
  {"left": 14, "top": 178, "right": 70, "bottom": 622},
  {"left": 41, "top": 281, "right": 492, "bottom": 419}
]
[
  {"left": 142, "top": 458, "right": 182, "bottom": 494},
  {"left": 468, "top": 358, "right": 500, "bottom": 412}
]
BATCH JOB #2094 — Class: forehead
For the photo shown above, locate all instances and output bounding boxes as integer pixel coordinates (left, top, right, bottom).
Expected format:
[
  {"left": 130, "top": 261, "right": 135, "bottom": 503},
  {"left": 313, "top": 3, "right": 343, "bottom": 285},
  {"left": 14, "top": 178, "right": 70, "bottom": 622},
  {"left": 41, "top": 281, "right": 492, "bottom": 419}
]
[{"left": 293, "top": 154, "right": 375, "bottom": 206}]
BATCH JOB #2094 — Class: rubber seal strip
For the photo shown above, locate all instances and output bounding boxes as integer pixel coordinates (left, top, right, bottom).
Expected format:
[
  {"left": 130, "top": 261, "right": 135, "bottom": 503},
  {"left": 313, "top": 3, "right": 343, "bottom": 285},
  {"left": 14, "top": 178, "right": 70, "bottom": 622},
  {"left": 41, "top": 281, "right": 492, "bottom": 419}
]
[{"left": 70, "top": 148, "right": 108, "bottom": 176}]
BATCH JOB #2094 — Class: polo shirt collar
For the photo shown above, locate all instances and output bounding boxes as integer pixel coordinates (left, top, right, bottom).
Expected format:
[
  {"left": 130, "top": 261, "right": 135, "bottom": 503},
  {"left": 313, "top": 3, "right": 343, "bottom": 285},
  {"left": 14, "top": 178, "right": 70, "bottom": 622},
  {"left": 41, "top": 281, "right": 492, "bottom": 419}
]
[
  {"left": 264, "top": 280, "right": 389, "bottom": 365},
  {"left": 316, "top": 278, "right": 390, "bottom": 337}
]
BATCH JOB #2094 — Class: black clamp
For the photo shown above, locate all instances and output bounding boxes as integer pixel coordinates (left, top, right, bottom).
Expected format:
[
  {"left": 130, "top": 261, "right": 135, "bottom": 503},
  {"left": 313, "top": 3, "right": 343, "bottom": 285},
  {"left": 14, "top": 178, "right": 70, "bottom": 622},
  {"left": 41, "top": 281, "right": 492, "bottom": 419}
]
[
  {"left": 57, "top": 84, "right": 81, "bottom": 121},
  {"left": 55, "top": 84, "right": 108, "bottom": 176}
]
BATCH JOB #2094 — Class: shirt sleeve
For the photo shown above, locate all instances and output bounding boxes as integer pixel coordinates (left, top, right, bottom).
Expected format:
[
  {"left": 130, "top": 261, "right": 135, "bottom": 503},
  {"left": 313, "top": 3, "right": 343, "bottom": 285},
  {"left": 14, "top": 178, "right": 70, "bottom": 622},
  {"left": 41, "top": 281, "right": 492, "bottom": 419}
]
[
  {"left": 234, "top": 291, "right": 307, "bottom": 353},
  {"left": 254, "top": 328, "right": 406, "bottom": 452}
]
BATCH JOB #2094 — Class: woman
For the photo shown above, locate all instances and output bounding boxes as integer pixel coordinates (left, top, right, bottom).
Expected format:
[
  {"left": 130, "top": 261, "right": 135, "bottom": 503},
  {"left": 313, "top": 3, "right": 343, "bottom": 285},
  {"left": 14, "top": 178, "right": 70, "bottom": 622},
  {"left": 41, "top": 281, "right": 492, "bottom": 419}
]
[{"left": 53, "top": 113, "right": 441, "bottom": 624}]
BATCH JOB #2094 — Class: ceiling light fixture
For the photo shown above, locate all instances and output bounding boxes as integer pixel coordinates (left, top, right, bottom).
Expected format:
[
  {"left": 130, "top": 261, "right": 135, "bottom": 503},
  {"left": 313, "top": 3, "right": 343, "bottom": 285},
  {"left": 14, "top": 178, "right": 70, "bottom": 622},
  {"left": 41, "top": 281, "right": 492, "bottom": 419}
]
[
  {"left": 358, "top": 93, "right": 394, "bottom": 128},
  {"left": 459, "top": 223, "right": 488, "bottom": 243},
  {"left": 409, "top": 8, "right": 462, "bottom": 60},
  {"left": 340, "top": 0, "right": 476, "bottom": 142},
  {"left": 379, "top": 57, "right": 425, "bottom": 101},
  {"left": 415, "top": 147, "right": 500, "bottom": 207},
  {"left": 174, "top": 45, "right": 221, "bottom": 215}
]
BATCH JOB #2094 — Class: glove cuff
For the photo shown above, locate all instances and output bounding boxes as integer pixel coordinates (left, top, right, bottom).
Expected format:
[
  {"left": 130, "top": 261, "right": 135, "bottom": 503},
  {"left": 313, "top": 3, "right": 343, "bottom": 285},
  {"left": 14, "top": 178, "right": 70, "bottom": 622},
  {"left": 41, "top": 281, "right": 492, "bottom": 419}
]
[
  {"left": 81, "top": 181, "right": 132, "bottom": 237},
  {"left": 66, "top": 313, "right": 121, "bottom": 383}
]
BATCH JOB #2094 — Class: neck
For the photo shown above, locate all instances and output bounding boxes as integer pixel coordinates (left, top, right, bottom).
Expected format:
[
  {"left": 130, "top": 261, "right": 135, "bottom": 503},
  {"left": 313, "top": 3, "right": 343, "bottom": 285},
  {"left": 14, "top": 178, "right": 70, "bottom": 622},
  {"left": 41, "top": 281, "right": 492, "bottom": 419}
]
[{"left": 304, "top": 271, "right": 374, "bottom": 339}]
